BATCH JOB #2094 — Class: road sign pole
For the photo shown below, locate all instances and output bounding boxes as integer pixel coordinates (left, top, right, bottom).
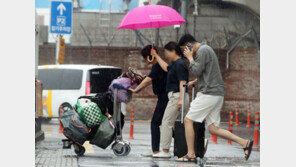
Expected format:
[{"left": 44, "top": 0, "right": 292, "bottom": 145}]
[{"left": 55, "top": 35, "right": 60, "bottom": 65}]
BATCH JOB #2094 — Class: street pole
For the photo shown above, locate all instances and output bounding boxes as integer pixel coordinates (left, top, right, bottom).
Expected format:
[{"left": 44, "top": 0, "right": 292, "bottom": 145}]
[
  {"left": 193, "top": 0, "right": 198, "bottom": 38},
  {"left": 55, "top": 35, "right": 60, "bottom": 65},
  {"left": 35, "top": 11, "right": 39, "bottom": 78},
  {"left": 180, "top": 0, "right": 187, "bottom": 36}
]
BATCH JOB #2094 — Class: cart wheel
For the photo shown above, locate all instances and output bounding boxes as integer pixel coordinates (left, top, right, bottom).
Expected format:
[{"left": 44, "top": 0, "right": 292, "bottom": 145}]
[
  {"left": 113, "top": 145, "right": 130, "bottom": 156},
  {"left": 74, "top": 146, "right": 85, "bottom": 156},
  {"left": 197, "top": 157, "right": 206, "bottom": 167},
  {"left": 113, "top": 147, "right": 125, "bottom": 156},
  {"left": 123, "top": 144, "right": 131, "bottom": 156}
]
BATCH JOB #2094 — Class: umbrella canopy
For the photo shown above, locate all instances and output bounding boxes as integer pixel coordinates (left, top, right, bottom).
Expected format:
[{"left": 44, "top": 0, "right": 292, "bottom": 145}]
[{"left": 118, "top": 5, "right": 185, "bottom": 30}]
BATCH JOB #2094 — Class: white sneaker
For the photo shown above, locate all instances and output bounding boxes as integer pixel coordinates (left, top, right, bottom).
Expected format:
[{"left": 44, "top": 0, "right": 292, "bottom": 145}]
[
  {"left": 141, "top": 151, "right": 153, "bottom": 157},
  {"left": 152, "top": 151, "right": 171, "bottom": 158},
  {"left": 204, "top": 139, "right": 209, "bottom": 156}
]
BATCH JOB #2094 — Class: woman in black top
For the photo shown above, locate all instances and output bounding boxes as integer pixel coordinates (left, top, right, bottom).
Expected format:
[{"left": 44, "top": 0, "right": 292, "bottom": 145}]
[
  {"left": 129, "top": 45, "right": 168, "bottom": 157},
  {"left": 151, "top": 41, "right": 190, "bottom": 158}
]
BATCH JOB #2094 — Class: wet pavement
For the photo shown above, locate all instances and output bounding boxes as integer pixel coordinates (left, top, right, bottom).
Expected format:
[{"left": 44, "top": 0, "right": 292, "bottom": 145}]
[{"left": 35, "top": 119, "right": 260, "bottom": 167}]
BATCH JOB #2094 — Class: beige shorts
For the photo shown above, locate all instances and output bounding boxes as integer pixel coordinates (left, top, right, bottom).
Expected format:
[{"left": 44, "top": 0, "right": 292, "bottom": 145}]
[{"left": 186, "top": 92, "right": 224, "bottom": 127}]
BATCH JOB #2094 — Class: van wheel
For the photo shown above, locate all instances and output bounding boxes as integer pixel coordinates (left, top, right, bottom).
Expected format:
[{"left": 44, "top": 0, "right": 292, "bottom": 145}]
[{"left": 59, "top": 103, "right": 73, "bottom": 118}]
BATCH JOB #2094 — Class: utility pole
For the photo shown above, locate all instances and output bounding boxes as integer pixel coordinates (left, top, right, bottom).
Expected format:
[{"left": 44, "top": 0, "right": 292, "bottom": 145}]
[
  {"left": 193, "top": 0, "right": 199, "bottom": 38},
  {"left": 35, "top": 10, "right": 39, "bottom": 77},
  {"left": 180, "top": 0, "right": 187, "bottom": 36},
  {"left": 55, "top": 35, "right": 60, "bottom": 65},
  {"left": 123, "top": 0, "right": 131, "bottom": 12}
]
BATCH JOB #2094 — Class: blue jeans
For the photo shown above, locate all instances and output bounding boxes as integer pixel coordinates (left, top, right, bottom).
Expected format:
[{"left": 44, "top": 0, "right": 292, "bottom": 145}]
[{"left": 151, "top": 92, "right": 168, "bottom": 152}]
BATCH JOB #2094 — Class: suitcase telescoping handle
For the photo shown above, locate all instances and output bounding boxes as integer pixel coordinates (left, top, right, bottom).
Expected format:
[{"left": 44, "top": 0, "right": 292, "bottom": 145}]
[
  {"left": 191, "top": 84, "right": 195, "bottom": 101},
  {"left": 180, "top": 84, "right": 187, "bottom": 124},
  {"left": 180, "top": 84, "right": 195, "bottom": 124}
]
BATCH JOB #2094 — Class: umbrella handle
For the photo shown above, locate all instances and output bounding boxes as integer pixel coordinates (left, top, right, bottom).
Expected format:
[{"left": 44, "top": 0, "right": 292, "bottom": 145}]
[{"left": 147, "top": 55, "right": 155, "bottom": 63}]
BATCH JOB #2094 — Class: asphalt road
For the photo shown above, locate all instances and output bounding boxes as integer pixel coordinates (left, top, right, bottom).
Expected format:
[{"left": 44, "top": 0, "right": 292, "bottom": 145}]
[{"left": 35, "top": 119, "right": 260, "bottom": 167}]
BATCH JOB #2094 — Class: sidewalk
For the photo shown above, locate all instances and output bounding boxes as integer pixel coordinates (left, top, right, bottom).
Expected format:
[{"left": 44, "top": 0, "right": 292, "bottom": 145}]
[
  {"left": 35, "top": 121, "right": 78, "bottom": 167},
  {"left": 36, "top": 119, "right": 260, "bottom": 167}
]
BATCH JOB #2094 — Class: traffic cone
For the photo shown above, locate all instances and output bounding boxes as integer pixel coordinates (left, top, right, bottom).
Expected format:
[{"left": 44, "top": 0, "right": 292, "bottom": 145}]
[
  {"left": 129, "top": 110, "right": 135, "bottom": 140},
  {"left": 212, "top": 135, "right": 217, "bottom": 144},
  {"left": 210, "top": 134, "right": 214, "bottom": 140},
  {"left": 59, "top": 106, "right": 63, "bottom": 134},
  {"left": 254, "top": 112, "right": 260, "bottom": 146},
  {"left": 235, "top": 103, "right": 239, "bottom": 126},
  {"left": 59, "top": 122, "right": 63, "bottom": 134},
  {"left": 246, "top": 103, "right": 251, "bottom": 128},
  {"left": 228, "top": 112, "right": 233, "bottom": 145}
]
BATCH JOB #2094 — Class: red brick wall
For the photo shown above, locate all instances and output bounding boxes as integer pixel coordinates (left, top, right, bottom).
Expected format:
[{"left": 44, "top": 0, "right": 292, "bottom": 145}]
[{"left": 39, "top": 45, "right": 260, "bottom": 121}]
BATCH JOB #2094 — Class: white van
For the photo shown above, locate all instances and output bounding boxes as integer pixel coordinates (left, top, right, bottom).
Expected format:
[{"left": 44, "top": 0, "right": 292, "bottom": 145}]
[{"left": 38, "top": 64, "right": 122, "bottom": 118}]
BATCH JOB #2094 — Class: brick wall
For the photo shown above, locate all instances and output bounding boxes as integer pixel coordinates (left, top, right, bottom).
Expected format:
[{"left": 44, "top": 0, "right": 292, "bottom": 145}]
[{"left": 39, "top": 45, "right": 259, "bottom": 121}]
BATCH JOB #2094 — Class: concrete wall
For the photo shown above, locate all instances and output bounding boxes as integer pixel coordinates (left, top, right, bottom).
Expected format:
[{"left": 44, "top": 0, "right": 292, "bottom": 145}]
[{"left": 38, "top": 45, "right": 259, "bottom": 122}]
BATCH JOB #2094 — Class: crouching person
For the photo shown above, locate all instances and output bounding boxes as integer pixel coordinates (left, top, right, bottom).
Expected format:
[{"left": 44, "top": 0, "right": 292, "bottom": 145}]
[{"left": 176, "top": 34, "right": 253, "bottom": 162}]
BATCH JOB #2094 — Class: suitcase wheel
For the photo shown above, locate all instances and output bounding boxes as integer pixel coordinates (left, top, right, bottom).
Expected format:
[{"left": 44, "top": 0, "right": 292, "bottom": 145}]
[
  {"left": 62, "top": 139, "right": 72, "bottom": 149},
  {"left": 74, "top": 144, "right": 85, "bottom": 156},
  {"left": 112, "top": 142, "right": 130, "bottom": 156},
  {"left": 197, "top": 157, "right": 207, "bottom": 167}
]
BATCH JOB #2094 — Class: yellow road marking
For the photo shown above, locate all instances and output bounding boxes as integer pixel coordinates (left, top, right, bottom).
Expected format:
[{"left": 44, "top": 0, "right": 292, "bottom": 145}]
[
  {"left": 44, "top": 66, "right": 49, "bottom": 69},
  {"left": 47, "top": 90, "right": 53, "bottom": 117},
  {"left": 53, "top": 66, "right": 58, "bottom": 69},
  {"left": 83, "top": 141, "right": 94, "bottom": 154}
]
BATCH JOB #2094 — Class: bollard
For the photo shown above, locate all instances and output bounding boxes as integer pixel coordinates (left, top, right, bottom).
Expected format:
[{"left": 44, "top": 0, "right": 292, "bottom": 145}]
[
  {"left": 59, "top": 106, "right": 63, "bottom": 134},
  {"left": 235, "top": 102, "right": 239, "bottom": 126},
  {"left": 210, "top": 134, "right": 214, "bottom": 140},
  {"left": 212, "top": 135, "right": 217, "bottom": 144},
  {"left": 254, "top": 112, "right": 260, "bottom": 146},
  {"left": 228, "top": 112, "right": 233, "bottom": 145},
  {"left": 59, "top": 123, "right": 63, "bottom": 134},
  {"left": 129, "top": 109, "right": 135, "bottom": 140},
  {"left": 246, "top": 103, "right": 251, "bottom": 128}
]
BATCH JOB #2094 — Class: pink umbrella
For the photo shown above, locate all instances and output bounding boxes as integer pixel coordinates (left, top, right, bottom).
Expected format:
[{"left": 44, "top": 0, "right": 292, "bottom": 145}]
[
  {"left": 117, "top": 5, "right": 185, "bottom": 30},
  {"left": 118, "top": 5, "right": 185, "bottom": 62}
]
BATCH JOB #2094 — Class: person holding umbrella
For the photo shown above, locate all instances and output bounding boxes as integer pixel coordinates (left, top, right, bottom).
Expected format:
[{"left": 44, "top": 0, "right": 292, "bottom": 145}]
[
  {"left": 129, "top": 45, "right": 168, "bottom": 157},
  {"left": 117, "top": 3, "right": 189, "bottom": 158}
]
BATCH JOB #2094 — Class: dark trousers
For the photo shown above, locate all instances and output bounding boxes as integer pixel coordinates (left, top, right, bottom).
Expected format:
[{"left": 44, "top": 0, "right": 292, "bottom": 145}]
[{"left": 151, "top": 92, "right": 168, "bottom": 152}]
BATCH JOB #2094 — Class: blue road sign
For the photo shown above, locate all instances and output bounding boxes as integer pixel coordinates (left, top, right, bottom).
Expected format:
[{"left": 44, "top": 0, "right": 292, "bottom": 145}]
[{"left": 50, "top": 1, "right": 72, "bottom": 34}]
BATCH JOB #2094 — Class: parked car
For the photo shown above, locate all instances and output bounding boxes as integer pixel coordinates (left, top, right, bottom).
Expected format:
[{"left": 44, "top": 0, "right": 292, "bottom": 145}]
[{"left": 38, "top": 64, "right": 122, "bottom": 118}]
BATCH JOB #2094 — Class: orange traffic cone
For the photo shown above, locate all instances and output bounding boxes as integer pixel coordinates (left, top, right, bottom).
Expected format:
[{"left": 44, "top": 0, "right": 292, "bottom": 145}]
[{"left": 129, "top": 110, "right": 135, "bottom": 140}]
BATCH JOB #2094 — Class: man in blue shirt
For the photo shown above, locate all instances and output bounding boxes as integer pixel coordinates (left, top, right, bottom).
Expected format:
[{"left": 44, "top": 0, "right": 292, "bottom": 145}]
[{"left": 129, "top": 45, "right": 168, "bottom": 157}]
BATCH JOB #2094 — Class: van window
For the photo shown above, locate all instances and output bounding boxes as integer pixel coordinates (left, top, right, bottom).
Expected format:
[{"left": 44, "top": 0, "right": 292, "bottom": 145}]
[
  {"left": 38, "top": 69, "right": 83, "bottom": 90},
  {"left": 89, "top": 68, "right": 122, "bottom": 93}
]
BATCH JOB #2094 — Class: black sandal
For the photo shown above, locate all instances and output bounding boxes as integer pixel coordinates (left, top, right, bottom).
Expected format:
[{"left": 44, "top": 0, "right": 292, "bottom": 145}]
[
  {"left": 243, "top": 140, "right": 254, "bottom": 161},
  {"left": 176, "top": 154, "right": 197, "bottom": 163}
]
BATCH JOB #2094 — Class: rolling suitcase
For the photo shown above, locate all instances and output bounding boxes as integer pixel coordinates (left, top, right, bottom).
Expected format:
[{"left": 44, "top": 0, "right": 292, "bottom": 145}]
[{"left": 174, "top": 84, "right": 206, "bottom": 159}]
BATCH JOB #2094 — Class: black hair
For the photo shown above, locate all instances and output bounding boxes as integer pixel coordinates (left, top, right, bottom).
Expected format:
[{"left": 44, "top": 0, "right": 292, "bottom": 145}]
[
  {"left": 141, "top": 45, "right": 158, "bottom": 60},
  {"left": 164, "top": 41, "right": 184, "bottom": 57},
  {"left": 178, "top": 34, "right": 197, "bottom": 46}
]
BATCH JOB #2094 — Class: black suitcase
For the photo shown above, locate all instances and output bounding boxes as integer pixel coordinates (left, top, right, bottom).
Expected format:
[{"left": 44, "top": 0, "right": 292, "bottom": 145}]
[{"left": 174, "top": 84, "right": 206, "bottom": 158}]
